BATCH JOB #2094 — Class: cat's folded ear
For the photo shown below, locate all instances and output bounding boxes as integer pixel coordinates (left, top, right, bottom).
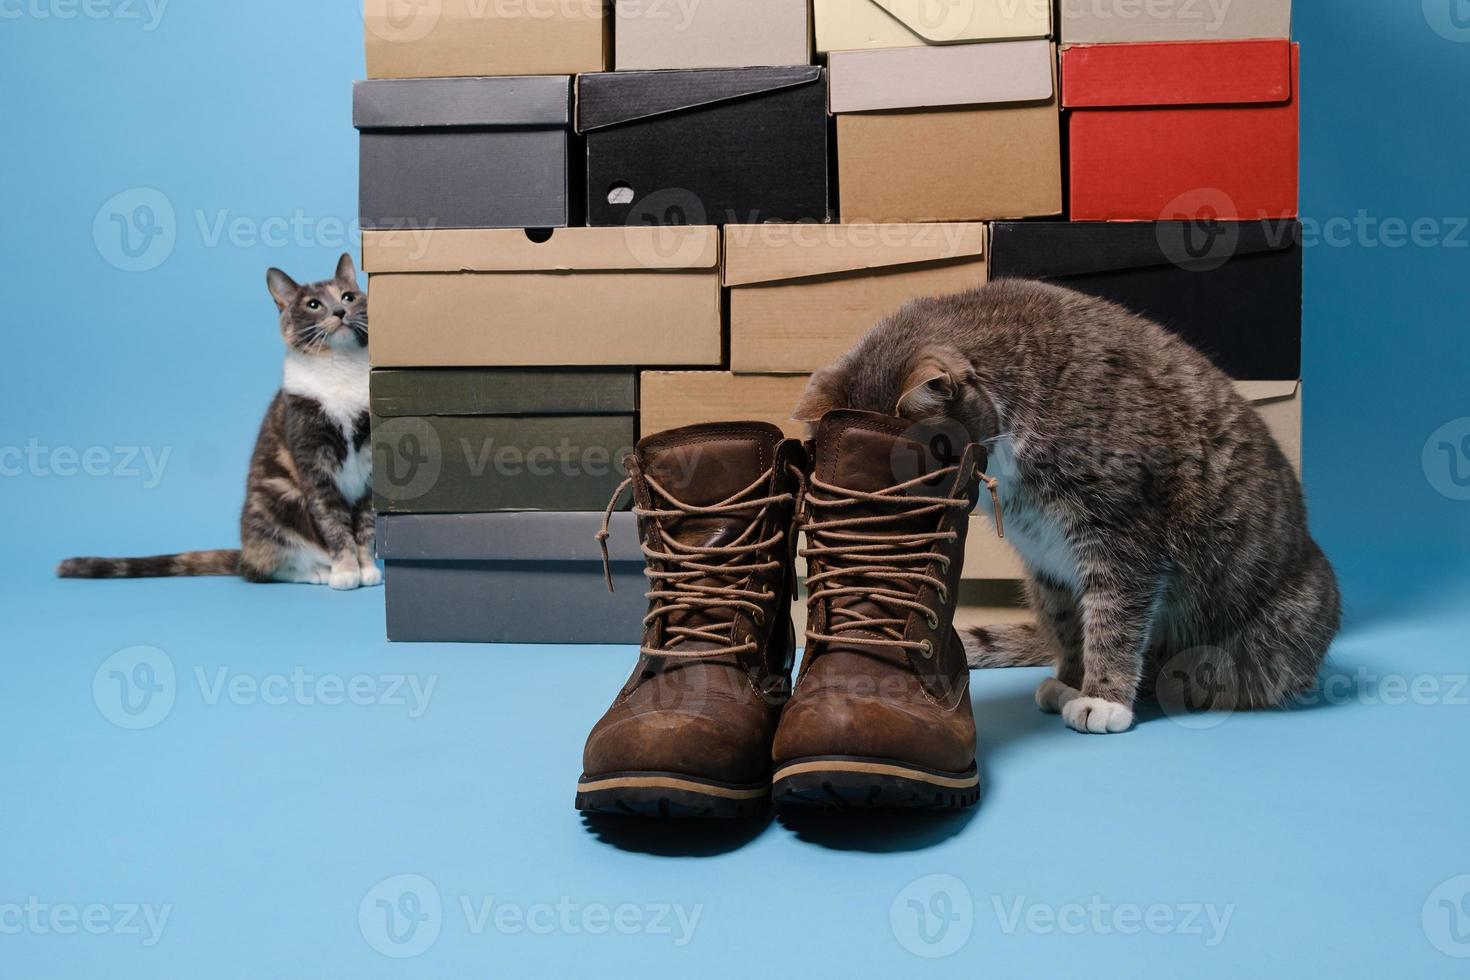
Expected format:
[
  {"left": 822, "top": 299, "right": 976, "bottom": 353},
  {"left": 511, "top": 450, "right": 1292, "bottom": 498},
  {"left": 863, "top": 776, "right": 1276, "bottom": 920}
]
[
  {"left": 266, "top": 268, "right": 299, "bottom": 311},
  {"left": 336, "top": 252, "right": 360, "bottom": 288},
  {"left": 897, "top": 346, "right": 976, "bottom": 419},
  {"left": 792, "top": 366, "right": 844, "bottom": 424}
]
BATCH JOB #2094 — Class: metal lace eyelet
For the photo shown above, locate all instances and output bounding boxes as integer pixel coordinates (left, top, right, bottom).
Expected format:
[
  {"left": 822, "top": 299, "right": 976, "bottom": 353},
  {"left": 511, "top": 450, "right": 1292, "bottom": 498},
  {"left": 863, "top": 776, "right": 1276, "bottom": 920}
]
[
  {"left": 938, "top": 585, "right": 949, "bottom": 604},
  {"left": 754, "top": 609, "right": 766, "bottom": 627},
  {"left": 926, "top": 612, "right": 940, "bottom": 630},
  {"left": 919, "top": 639, "right": 934, "bottom": 659},
  {"left": 745, "top": 635, "right": 757, "bottom": 649}
]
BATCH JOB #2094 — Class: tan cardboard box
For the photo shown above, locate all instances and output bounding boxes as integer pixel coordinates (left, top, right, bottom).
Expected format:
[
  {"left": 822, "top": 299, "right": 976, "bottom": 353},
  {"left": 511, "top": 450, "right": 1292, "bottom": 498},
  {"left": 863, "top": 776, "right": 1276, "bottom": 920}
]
[
  {"left": 615, "top": 0, "right": 811, "bottom": 70},
  {"left": 640, "top": 373, "right": 1304, "bottom": 581},
  {"left": 724, "top": 223, "right": 988, "bottom": 374},
  {"left": 832, "top": 41, "right": 1063, "bottom": 222},
  {"left": 815, "top": 0, "right": 1052, "bottom": 53},
  {"left": 1061, "top": 0, "right": 1291, "bottom": 43},
  {"left": 364, "top": 228, "right": 721, "bottom": 367},
  {"left": 364, "top": 0, "right": 606, "bottom": 79}
]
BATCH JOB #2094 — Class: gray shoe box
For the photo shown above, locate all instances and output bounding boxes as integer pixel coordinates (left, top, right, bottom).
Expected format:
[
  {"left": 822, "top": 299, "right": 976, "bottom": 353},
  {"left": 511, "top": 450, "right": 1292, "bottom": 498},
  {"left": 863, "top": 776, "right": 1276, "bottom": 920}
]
[
  {"left": 354, "top": 76, "right": 574, "bottom": 230},
  {"left": 378, "top": 512, "right": 647, "bottom": 644}
]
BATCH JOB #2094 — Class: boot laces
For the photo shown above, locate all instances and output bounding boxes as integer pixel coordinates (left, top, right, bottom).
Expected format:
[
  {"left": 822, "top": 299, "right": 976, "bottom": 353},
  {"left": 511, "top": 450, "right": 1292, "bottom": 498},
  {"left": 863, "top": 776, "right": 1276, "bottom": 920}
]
[
  {"left": 597, "top": 463, "right": 802, "bottom": 661},
  {"left": 801, "top": 465, "right": 998, "bottom": 655}
]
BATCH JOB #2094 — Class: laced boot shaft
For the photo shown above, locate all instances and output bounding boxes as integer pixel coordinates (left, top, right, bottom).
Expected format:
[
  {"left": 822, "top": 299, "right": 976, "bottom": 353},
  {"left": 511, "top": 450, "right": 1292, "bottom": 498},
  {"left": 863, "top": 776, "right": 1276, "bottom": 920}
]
[
  {"left": 772, "top": 410, "right": 992, "bottom": 810},
  {"left": 578, "top": 422, "right": 806, "bottom": 819}
]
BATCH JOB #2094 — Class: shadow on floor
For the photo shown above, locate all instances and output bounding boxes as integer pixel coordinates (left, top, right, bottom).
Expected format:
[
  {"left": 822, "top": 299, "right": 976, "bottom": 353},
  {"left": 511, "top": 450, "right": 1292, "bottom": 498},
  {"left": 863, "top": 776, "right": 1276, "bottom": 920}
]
[
  {"left": 580, "top": 813, "right": 772, "bottom": 857},
  {"left": 775, "top": 806, "right": 977, "bottom": 853}
]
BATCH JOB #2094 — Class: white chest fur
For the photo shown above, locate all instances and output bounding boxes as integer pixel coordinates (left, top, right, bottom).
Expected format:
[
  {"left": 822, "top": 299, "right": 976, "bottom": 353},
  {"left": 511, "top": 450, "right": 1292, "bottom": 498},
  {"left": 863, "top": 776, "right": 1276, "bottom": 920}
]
[
  {"left": 282, "top": 349, "right": 373, "bottom": 503},
  {"left": 985, "top": 436, "right": 1082, "bottom": 592}
]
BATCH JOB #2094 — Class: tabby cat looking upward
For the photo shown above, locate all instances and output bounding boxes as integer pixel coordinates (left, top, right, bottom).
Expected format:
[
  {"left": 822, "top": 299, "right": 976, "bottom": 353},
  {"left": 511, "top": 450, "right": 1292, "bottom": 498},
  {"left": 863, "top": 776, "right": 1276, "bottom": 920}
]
[
  {"left": 59, "top": 254, "right": 378, "bottom": 590},
  {"left": 794, "top": 279, "right": 1341, "bottom": 734}
]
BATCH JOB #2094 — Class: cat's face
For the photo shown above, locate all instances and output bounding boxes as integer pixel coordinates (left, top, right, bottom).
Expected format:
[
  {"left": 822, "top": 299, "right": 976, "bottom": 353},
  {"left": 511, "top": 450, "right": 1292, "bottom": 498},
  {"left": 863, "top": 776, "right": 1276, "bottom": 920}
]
[
  {"left": 266, "top": 253, "right": 368, "bottom": 355},
  {"left": 792, "top": 307, "right": 999, "bottom": 444}
]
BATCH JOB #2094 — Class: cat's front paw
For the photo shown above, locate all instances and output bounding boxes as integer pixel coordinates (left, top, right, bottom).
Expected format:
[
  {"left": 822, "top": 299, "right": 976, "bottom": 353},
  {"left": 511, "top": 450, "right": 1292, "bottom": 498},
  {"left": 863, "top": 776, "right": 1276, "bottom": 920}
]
[
  {"left": 1061, "top": 697, "right": 1135, "bottom": 735},
  {"left": 358, "top": 563, "right": 383, "bottom": 588},
  {"left": 329, "top": 563, "right": 362, "bottom": 591},
  {"left": 1036, "top": 678, "right": 1080, "bottom": 714}
]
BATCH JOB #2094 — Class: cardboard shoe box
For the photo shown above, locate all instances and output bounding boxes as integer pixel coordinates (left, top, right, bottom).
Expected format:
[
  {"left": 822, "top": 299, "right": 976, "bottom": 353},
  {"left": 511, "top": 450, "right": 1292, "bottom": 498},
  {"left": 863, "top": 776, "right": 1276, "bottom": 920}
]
[
  {"left": 1062, "top": 40, "right": 1300, "bottom": 222},
  {"left": 363, "top": 227, "right": 722, "bottom": 367},
  {"left": 815, "top": 0, "right": 1052, "bottom": 54},
  {"left": 1061, "top": 0, "right": 1291, "bottom": 43},
  {"left": 378, "top": 513, "right": 647, "bottom": 644},
  {"left": 364, "top": 0, "right": 606, "bottom": 79},
  {"left": 616, "top": 0, "right": 810, "bottom": 70},
  {"left": 371, "top": 369, "right": 637, "bottom": 515},
  {"left": 832, "top": 41, "right": 1062, "bottom": 222},
  {"left": 725, "top": 223, "right": 989, "bottom": 374},
  {"left": 578, "top": 67, "right": 829, "bottom": 226},
  {"left": 989, "top": 220, "right": 1303, "bottom": 380},
  {"left": 354, "top": 77, "right": 573, "bottom": 231}
]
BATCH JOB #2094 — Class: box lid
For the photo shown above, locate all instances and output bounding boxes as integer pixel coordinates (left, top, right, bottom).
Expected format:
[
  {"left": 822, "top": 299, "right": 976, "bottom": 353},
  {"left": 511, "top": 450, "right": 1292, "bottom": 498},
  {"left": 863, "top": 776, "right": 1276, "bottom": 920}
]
[
  {"left": 362, "top": 227, "right": 720, "bottom": 273},
  {"left": 990, "top": 220, "right": 1300, "bottom": 277},
  {"left": 724, "top": 223, "right": 986, "bottom": 286},
  {"left": 1061, "top": 40, "right": 1295, "bottom": 109},
  {"left": 829, "top": 39, "right": 1054, "bottom": 113},
  {"left": 577, "top": 65, "right": 823, "bottom": 132},
  {"left": 1237, "top": 379, "right": 1300, "bottom": 406},
  {"left": 371, "top": 369, "right": 637, "bottom": 418},
  {"left": 377, "top": 512, "right": 642, "bottom": 562},
  {"left": 352, "top": 76, "right": 573, "bottom": 130},
  {"left": 817, "top": 0, "right": 1052, "bottom": 49}
]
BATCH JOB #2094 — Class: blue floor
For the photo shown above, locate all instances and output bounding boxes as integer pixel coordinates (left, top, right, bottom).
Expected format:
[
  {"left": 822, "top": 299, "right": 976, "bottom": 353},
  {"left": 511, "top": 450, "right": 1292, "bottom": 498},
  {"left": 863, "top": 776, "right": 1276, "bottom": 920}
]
[{"left": 5, "top": 554, "right": 1469, "bottom": 977}]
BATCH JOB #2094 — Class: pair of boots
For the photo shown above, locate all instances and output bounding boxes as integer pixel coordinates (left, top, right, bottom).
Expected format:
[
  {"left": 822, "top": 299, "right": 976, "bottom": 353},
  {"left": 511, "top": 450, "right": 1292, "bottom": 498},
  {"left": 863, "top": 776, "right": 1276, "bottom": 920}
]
[{"left": 576, "top": 410, "right": 995, "bottom": 818}]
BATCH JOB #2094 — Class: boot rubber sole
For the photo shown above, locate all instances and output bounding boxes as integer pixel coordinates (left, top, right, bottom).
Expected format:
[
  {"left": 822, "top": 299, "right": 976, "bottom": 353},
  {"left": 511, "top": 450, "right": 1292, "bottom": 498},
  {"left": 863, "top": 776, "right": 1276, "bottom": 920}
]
[
  {"left": 771, "top": 757, "right": 981, "bottom": 810},
  {"left": 575, "top": 772, "right": 769, "bottom": 820}
]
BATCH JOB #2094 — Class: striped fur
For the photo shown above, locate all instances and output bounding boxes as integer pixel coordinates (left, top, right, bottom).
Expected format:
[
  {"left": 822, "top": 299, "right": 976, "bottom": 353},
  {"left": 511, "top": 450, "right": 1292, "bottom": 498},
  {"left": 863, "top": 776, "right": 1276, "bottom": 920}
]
[
  {"left": 58, "top": 254, "right": 379, "bottom": 590},
  {"left": 795, "top": 280, "right": 1342, "bottom": 732}
]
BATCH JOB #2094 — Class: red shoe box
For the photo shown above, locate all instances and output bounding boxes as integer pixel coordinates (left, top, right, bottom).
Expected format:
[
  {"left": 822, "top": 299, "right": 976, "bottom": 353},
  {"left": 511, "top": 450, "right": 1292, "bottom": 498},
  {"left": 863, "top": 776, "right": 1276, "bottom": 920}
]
[{"left": 1062, "top": 40, "right": 1299, "bottom": 222}]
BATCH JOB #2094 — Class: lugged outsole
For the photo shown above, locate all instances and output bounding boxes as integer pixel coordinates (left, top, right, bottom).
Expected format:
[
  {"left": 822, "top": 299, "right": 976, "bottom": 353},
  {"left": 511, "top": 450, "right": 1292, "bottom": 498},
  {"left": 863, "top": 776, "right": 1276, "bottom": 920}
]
[
  {"left": 771, "top": 757, "right": 981, "bottom": 811},
  {"left": 575, "top": 772, "right": 770, "bottom": 820}
]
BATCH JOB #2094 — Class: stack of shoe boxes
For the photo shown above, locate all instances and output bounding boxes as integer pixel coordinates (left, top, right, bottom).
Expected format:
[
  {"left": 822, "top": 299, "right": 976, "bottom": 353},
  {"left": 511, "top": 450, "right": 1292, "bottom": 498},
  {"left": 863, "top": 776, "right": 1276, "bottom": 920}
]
[{"left": 357, "top": 0, "right": 1301, "bottom": 642}]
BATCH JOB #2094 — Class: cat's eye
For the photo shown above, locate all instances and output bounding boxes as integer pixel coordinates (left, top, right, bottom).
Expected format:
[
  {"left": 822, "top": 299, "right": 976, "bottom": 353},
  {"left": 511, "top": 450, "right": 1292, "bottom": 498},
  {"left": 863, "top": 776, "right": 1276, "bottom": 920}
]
[
  {"left": 307, "top": 300, "right": 321, "bottom": 310},
  {"left": 342, "top": 293, "right": 356, "bottom": 303}
]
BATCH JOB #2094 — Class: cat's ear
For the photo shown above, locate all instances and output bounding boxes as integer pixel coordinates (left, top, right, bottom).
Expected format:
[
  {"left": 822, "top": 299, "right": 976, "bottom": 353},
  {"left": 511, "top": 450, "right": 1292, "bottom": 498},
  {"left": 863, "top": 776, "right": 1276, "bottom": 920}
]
[
  {"left": 792, "top": 367, "right": 844, "bottom": 423},
  {"left": 336, "top": 252, "right": 360, "bottom": 288},
  {"left": 266, "top": 268, "right": 299, "bottom": 311},
  {"left": 897, "top": 347, "right": 974, "bottom": 419}
]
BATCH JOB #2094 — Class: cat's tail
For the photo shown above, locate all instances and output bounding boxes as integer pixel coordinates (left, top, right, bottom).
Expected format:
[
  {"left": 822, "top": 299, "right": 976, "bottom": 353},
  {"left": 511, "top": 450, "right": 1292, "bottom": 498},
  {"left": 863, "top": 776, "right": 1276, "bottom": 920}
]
[
  {"left": 57, "top": 550, "right": 241, "bottom": 579},
  {"left": 962, "top": 623, "right": 1056, "bottom": 670}
]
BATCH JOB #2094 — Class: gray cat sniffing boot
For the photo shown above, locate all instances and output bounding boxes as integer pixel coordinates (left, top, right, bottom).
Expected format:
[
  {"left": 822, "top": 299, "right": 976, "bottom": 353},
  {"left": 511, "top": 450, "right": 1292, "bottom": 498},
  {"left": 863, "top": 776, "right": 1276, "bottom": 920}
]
[
  {"left": 793, "top": 279, "right": 1341, "bottom": 734},
  {"left": 58, "top": 254, "right": 379, "bottom": 590}
]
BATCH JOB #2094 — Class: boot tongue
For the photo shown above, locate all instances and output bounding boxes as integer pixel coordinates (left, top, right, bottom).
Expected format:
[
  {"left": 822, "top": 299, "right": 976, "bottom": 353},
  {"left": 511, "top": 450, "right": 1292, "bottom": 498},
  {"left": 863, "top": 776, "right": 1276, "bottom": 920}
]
[
  {"left": 808, "top": 411, "right": 967, "bottom": 666},
  {"left": 635, "top": 422, "right": 786, "bottom": 656}
]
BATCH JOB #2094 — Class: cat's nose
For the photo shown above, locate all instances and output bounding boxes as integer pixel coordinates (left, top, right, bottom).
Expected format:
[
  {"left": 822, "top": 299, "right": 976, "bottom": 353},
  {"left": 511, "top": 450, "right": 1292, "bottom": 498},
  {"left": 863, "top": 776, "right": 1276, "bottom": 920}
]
[{"left": 332, "top": 308, "right": 346, "bottom": 319}]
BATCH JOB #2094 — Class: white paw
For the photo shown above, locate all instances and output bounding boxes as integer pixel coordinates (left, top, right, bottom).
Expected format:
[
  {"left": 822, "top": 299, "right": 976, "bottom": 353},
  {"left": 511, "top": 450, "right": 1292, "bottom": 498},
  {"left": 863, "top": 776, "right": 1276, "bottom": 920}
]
[
  {"left": 358, "top": 563, "right": 383, "bottom": 588},
  {"left": 329, "top": 565, "right": 362, "bottom": 591},
  {"left": 1036, "top": 678, "right": 1081, "bottom": 714},
  {"left": 1062, "top": 697, "right": 1135, "bottom": 735}
]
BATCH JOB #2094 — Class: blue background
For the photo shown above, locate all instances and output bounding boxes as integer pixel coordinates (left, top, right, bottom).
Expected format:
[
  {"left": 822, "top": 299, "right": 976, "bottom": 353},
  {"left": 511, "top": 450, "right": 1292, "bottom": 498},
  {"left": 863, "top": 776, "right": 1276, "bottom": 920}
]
[{"left": 2, "top": 1, "right": 1469, "bottom": 977}]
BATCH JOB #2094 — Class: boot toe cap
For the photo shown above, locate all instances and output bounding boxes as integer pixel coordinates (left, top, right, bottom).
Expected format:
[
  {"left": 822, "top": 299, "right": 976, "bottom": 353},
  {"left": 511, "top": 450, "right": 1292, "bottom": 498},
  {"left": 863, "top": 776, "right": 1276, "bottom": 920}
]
[
  {"left": 583, "top": 700, "right": 775, "bottom": 786},
  {"left": 772, "top": 689, "right": 976, "bottom": 775}
]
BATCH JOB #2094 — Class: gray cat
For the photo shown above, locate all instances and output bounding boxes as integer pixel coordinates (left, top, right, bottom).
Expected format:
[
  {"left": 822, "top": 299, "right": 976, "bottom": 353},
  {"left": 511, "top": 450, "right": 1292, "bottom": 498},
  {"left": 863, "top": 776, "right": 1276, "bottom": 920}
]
[
  {"left": 58, "top": 254, "right": 378, "bottom": 589},
  {"left": 793, "top": 279, "right": 1340, "bottom": 734}
]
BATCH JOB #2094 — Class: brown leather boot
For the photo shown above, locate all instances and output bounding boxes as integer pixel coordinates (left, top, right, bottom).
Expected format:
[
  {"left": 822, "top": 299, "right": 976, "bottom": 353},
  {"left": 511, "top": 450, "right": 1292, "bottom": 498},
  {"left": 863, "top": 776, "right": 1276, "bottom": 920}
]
[
  {"left": 577, "top": 422, "right": 806, "bottom": 818},
  {"left": 772, "top": 410, "right": 992, "bottom": 810}
]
